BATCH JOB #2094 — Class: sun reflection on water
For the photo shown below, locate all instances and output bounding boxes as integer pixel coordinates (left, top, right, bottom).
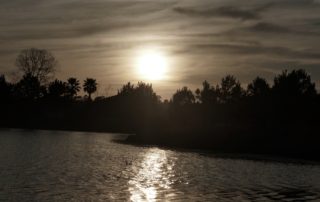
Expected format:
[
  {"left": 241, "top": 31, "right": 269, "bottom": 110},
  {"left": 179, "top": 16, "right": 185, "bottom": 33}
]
[{"left": 129, "top": 148, "right": 175, "bottom": 202}]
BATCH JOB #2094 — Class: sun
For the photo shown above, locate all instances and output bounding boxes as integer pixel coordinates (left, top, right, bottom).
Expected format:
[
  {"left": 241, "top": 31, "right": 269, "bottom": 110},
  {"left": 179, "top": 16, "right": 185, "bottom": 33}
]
[{"left": 136, "top": 50, "right": 168, "bottom": 80}]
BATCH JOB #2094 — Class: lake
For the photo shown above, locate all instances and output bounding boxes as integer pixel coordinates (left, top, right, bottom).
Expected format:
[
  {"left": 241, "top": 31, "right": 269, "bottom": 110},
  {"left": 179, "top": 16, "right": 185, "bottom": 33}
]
[{"left": 0, "top": 129, "right": 319, "bottom": 201}]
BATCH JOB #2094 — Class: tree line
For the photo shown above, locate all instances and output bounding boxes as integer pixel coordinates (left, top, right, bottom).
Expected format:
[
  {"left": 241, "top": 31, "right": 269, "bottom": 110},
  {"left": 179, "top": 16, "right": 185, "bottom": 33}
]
[
  {"left": 1, "top": 48, "right": 317, "bottom": 105},
  {"left": 1, "top": 48, "right": 320, "bottom": 159},
  {"left": 1, "top": 48, "right": 98, "bottom": 102},
  {"left": 0, "top": 74, "right": 98, "bottom": 101},
  {"left": 171, "top": 69, "right": 316, "bottom": 106}
]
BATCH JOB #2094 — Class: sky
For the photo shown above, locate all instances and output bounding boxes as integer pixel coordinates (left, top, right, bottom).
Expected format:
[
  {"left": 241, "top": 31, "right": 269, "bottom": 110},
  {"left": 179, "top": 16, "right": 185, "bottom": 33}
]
[{"left": 1, "top": 0, "right": 320, "bottom": 99}]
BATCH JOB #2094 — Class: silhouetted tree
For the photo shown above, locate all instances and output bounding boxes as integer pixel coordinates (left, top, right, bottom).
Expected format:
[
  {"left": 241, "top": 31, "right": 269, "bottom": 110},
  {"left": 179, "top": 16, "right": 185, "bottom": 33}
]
[
  {"left": 118, "top": 82, "right": 160, "bottom": 104},
  {"left": 273, "top": 69, "right": 316, "bottom": 97},
  {"left": 67, "top": 77, "right": 80, "bottom": 99},
  {"left": 83, "top": 78, "right": 97, "bottom": 101},
  {"left": 0, "top": 75, "right": 6, "bottom": 84},
  {"left": 135, "top": 82, "right": 160, "bottom": 104},
  {"left": 117, "top": 82, "right": 135, "bottom": 96},
  {"left": 15, "top": 73, "right": 43, "bottom": 100},
  {"left": 15, "top": 48, "right": 57, "bottom": 84},
  {"left": 196, "top": 80, "right": 218, "bottom": 104},
  {"left": 247, "top": 77, "right": 270, "bottom": 97},
  {"left": 0, "top": 75, "right": 12, "bottom": 101},
  {"left": 218, "top": 75, "right": 243, "bottom": 103},
  {"left": 48, "top": 79, "right": 67, "bottom": 99},
  {"left": 195, "top": 88, "right": 201, "bottom": 103},
  {"left": 172, "top": 86, "right": 195, "bottom": 106}
]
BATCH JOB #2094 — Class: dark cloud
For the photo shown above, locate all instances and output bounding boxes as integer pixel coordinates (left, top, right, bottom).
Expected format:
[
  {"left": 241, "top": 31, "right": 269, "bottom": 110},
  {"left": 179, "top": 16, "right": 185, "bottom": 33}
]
[
  {"left": 266, "top": 0, "right": 320, "bottom": 8},
  {"left": 0, "top": 21, "right": 146, "bottom": 41},
  {"left": 173, "top": 5, "right": 270, "bottom": 20},
  {"left": 247, "top": 22, "right": 290, "bottom": 33},
  {"left": 214, "top": 6, "right": 261, "bottom": 20},
  {"left": 186, "top": 43, "right": 320, "bottom": 60},
  {"left": 0, "top": 0, "right": 175, "bottom": 42},
  {"left": 242, "top": 22, "right": 320, "bottom": 37}
]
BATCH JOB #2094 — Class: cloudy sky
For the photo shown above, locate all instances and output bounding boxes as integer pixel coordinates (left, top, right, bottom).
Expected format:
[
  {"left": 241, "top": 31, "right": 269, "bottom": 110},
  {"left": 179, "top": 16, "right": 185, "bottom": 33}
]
[{"left": 1, "top": 0, "right": 320, "bottom": 98}]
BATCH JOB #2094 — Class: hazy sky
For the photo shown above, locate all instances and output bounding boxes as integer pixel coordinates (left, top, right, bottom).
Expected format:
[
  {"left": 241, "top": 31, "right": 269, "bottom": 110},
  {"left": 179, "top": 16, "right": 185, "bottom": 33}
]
[{"left": 1, "top": 0, "right": 320, "bottom": 98}]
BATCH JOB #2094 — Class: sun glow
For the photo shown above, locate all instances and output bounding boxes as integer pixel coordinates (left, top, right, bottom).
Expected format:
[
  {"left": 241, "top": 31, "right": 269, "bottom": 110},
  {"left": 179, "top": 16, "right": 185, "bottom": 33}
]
[{"left": 136, "top": 49, "right": 168, "bottom": 80}]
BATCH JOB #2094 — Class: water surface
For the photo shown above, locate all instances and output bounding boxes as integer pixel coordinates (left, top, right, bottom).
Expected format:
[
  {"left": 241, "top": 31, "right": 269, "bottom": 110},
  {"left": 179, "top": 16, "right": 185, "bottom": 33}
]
[{"left": 0, "top": 129, "right": 319, "bottom": 201}]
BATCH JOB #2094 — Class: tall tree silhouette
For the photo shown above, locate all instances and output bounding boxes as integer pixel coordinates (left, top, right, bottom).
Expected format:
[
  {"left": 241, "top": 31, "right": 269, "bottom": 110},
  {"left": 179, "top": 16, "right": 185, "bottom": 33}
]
[
  {"left": 247, "top": 77, "right": 270, "bottom": 97},
  {"left": 172, "top": 86, "right": 195, "bottom": 106},
  {"left": 218, "top": 75, "right": 243, "bottom": 103},
  {"left": 135, "top": 82, "right": 160, "bottom": 104},
  {"left": 196, "top": 80, "right": 218, "bottom": 104},
  {"left": 15, "top": 48, "right": 57, "bottom": 84},
  {"left": 273, "top": 69, "right": 316, "bottom": 97},
  {"left": 67, "top": 77, "right": 80, "bottom": 99},
  {"left": 83, "top": 78, "right": 97, "bottom": 101}
]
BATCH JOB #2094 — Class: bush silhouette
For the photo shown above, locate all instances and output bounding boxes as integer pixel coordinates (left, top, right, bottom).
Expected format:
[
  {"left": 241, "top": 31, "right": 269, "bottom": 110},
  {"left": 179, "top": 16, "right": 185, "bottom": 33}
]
[
  {"left": 48, "top": 79, "right": 68, "bottom": 99},
  {"left": 14, "top": 73, "right": 43, "bottom": 100}
]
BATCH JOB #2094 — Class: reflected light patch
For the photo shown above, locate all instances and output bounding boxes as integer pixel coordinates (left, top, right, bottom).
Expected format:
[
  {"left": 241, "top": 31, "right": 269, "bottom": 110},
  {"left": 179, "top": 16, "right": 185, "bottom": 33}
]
[{"left": 128, "top": 148, "right": 175, "bottom": 201}]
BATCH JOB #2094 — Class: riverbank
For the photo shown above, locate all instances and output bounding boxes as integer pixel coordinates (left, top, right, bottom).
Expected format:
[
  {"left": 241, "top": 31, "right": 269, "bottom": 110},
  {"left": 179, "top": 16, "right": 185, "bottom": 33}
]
[
  {"left": 123, "top": 123, "right": 320, "bottom": 162},
  {"left": 1, "top": 125, "right": 319, "bottom": 163},
  {"left": 123, "top": 136, "right": 320, "bottom": 163}
]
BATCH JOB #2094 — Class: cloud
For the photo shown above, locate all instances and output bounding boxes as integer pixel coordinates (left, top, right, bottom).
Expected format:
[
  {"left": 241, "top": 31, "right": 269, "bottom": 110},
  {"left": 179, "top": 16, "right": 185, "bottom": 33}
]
[
  {"left": 242, "top": 22, "right": 320, "bottom": 37},
  {"left": 185, "top": 43, "right": 320, "bottom": 60},
  {"left": 214, "top": 6, "right": 261, "bottom": 20},
  {"left": 247, "top": 22, "right": 290, "bottom": 33},
  {"left": 0, "top": 0, "right": 178, "bottom": 45},
  {"left": 173, "top": 5, "right": 270, "bottom": 20}
]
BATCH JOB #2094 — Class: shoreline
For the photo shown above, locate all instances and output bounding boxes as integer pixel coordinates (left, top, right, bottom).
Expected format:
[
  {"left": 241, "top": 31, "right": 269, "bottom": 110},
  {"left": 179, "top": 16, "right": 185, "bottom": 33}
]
[
  {"left": 121, "top": 134, "right": 320, "bottom": 164},
  {"left": 1, "top": 126, "right": 319, "bottom": 164}
]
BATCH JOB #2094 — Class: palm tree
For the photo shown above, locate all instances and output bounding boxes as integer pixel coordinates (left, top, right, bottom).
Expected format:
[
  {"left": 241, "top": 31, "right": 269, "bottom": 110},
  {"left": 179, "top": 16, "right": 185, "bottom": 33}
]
[
  {"left": 83, "top": 78, "right": 97, "bottom": 101},
  {"left": 67, "top": 77, "right": 80, "bottom": 99}
]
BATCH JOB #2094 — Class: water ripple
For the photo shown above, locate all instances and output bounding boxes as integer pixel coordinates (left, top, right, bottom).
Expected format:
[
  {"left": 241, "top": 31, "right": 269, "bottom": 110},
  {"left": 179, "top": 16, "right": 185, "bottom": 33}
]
[{"left": 0, "top": 130, "right": 319, "bottom": 201}]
